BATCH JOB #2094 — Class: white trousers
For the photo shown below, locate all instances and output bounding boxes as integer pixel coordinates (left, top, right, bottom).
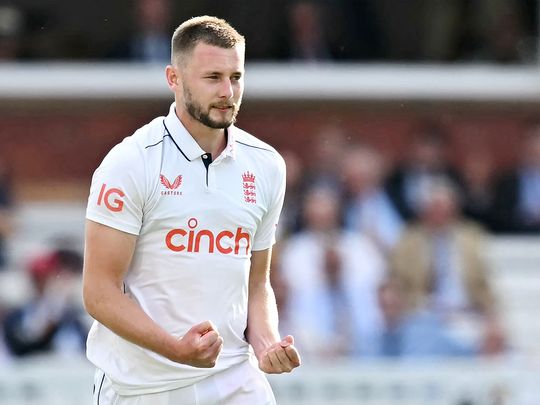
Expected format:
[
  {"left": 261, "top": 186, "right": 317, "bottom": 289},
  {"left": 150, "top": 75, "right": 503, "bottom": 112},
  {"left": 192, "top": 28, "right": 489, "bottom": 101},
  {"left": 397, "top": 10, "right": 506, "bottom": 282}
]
[{"left": 93, "top": 359, "right": 276, "bottom": 405}]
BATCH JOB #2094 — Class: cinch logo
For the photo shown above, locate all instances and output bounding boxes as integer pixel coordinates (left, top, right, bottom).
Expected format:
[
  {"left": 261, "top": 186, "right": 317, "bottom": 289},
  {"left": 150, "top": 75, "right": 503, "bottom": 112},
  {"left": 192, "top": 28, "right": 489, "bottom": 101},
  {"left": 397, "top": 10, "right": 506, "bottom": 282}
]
[
  {"left": 165, "top": 217, "right": 251, "bottom": 255},
  {"left": 160, "top": 174, "right": 182, "bottom": 196},
  {"left": 97, "top": 184, "right": 125, "bottom": 212}
]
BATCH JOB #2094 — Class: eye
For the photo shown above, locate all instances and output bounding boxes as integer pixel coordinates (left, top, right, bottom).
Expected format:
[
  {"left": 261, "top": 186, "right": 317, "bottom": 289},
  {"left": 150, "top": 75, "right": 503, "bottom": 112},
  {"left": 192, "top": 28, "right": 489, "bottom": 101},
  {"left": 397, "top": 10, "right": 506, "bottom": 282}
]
[
  {"left": 205, "top": 75, "right": 219, "bottom": 80},
  {"left": 231, "top": 74, "right": 243, "bottom": 82}
]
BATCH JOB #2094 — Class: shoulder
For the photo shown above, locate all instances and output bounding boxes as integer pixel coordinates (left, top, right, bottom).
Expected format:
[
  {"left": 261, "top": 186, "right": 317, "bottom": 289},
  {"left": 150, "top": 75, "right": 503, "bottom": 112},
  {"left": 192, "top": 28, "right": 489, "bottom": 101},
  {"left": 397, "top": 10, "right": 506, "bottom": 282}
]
[
  {"left": 233, "top": 127, "right": 284, "bottom": 167},
  {"left": 233, "top": 127, "right": 278, "bottom": 153},
  {"left": 395, "top": 223, "right": 426, "bottom": 247},
  {"left": 458, "top": 221, "right": 487, "bottom": 239},
  {"left": 99, "top": 117, "right": 166, "bottom": 170},
  {"left": 233, "top": 128, "right": 285, "bottom": 190}
]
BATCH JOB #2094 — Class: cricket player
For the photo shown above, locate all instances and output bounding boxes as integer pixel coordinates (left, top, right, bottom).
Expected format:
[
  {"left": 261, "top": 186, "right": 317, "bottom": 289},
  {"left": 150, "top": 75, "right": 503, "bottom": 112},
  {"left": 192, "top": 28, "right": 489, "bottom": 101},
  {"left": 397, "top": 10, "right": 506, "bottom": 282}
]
[{"left": 83, "top": 15, "right": 300, "bottom": 405}]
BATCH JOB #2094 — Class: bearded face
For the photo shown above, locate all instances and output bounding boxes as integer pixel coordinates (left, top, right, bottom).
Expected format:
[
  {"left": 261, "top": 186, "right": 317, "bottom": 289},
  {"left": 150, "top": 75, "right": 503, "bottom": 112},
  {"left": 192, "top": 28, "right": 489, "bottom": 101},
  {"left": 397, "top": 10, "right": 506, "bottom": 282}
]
[{"left": 183, "top": 83, "right": 241, "bottom": 129}]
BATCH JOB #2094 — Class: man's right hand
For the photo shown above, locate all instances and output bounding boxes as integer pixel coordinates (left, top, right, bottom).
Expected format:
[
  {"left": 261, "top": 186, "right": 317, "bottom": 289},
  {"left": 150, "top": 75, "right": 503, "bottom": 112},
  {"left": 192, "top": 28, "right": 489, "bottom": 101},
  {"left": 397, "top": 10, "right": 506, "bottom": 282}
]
[{"left": 172, "top": 321, "right": 223, "bottom": 368}]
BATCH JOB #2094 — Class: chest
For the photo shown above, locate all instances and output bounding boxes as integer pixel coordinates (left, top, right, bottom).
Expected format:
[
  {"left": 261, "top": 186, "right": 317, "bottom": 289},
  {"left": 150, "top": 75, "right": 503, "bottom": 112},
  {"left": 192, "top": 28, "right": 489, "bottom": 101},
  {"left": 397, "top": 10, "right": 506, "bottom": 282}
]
[{"left": 142, "top": 154, "right": 269, "bottom": 244}]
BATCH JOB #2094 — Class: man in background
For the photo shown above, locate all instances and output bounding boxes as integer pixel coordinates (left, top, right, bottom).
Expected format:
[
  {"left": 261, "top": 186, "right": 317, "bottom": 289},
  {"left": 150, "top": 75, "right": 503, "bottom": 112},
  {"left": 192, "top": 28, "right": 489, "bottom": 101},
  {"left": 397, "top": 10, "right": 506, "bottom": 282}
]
[{"left": 390, "top": 179, "right": 505, "bottom": 356}]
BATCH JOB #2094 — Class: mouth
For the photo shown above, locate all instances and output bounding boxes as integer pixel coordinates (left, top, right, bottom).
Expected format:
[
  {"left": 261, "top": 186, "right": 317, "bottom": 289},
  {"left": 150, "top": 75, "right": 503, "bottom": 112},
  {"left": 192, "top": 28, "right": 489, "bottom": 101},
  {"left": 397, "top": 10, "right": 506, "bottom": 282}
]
[{"left": 212, "top": 105, "right": 233, "bottom": 112}]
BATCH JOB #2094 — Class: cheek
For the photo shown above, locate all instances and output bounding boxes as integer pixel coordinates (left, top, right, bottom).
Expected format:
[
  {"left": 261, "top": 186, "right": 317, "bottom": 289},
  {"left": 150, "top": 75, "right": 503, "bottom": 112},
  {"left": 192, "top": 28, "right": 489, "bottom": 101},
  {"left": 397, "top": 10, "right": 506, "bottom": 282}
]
[{"left": 234, "top": 82, "right": 244, "bottom": 96}]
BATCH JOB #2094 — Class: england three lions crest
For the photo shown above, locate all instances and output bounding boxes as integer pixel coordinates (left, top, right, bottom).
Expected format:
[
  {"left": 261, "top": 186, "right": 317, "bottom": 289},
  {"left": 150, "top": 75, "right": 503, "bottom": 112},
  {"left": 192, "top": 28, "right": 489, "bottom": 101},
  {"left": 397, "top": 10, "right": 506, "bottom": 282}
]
[{"left": 242, "top": 171, "right": 256, "bottom": 204}]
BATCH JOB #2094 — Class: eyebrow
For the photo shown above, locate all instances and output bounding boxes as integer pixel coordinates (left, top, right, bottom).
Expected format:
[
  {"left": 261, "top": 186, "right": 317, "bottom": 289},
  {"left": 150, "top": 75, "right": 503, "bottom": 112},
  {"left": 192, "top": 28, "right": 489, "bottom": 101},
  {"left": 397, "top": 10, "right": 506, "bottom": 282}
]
[{"left": 202, "top": 70, "right": 243, "bottom": 76}]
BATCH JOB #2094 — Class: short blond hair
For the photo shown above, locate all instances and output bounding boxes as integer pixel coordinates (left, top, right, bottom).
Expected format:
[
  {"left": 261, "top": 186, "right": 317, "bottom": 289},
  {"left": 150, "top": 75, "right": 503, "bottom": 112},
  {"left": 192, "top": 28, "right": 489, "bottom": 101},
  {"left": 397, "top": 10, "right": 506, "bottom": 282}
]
[{"left": 171, "top": 16, "right": 245, "bottom": 65}]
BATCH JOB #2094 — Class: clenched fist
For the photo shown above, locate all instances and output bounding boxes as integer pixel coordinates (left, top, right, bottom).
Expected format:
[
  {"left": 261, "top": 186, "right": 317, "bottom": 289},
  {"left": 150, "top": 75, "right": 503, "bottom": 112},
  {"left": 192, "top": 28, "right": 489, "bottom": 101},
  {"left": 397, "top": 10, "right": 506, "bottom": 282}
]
[
  {"left": 171, "top": 321, "right": 223, "bottom": 368},
  {"left": 258, "top": 335, "right": 301, "bottom": 374}
]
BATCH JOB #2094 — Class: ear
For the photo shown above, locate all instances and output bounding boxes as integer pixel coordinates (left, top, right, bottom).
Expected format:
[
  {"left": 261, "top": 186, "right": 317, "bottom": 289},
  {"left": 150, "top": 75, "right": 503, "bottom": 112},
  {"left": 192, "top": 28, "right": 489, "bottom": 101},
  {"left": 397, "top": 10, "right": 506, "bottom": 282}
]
[{"left": 165, "top": 65, "right": 181, "bottom": 91}]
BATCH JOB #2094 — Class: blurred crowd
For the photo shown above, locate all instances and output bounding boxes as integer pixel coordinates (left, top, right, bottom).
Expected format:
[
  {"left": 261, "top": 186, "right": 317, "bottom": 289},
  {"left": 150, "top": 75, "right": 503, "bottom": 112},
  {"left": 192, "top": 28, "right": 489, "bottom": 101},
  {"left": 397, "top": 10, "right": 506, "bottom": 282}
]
[
  {"left": 0, "top": 0, "right": 537, "bottom": 63},
  {"left": 0, "top": 157, "right": 89, "bottom": 363},
  {"left": 272, "top": 122, "right": 540, "bottom": 362}
]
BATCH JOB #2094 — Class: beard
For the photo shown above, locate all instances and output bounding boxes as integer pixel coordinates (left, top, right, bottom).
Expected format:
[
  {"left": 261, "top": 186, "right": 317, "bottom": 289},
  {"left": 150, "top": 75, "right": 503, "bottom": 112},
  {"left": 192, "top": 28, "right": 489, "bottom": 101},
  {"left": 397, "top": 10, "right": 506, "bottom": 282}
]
[{"left": 183, "top": 85, "right": 241, "bottom": 129}]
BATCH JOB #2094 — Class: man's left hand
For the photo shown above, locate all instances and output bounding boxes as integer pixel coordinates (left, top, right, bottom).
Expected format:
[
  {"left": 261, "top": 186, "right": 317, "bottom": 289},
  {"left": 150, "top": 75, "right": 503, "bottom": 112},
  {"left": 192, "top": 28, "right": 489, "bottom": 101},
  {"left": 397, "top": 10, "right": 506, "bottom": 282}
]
[{"left": 258, "top": 335, "right": 301, "bottom": 374}]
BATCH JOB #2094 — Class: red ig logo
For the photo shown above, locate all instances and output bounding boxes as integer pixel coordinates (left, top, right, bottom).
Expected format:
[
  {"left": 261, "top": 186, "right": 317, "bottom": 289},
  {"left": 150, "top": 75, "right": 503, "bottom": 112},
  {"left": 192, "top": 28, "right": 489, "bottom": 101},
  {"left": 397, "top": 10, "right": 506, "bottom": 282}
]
[{"left": 97, "top": 183, "right": 125, "bottom": 212}]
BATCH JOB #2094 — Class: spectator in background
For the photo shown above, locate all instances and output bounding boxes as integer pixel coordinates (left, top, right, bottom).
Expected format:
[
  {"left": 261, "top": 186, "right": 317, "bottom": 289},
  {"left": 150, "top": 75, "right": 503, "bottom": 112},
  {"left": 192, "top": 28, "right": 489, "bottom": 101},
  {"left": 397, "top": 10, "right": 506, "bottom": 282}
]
[
  {"left": 279, "top": 186, "right": 385, "bottom": 359},
  {"left": 0, "top": 158, "right": 14, "bottom": 271},
  {"left": 386, "top": 124, "right": 462, "bottom": 221},
  {"left": 390, "top": 179, "right": 505, "bottom": 357},
  {"left": 341, "top": 144, "right": 403, "bottom": 253},
  {"left": 270, "top": 150, "right": 304, "bottom": 325},
  {"left": 0, "top": 293, "right": 12, "bottom": 363},
  {"left": 493, "top": 127, "right": 540, "bottom": 233},
  {"left": 286, "top": 1, "right": 331, "bottom": 61},
  {"left": 302, "top": 125, "right": 347, "bottom": 193},
  {"left": 108, "top": 0, "right": 171, "bottom": 63},
  {"left": 3, "top": 248, "right": 88, "bottom": 357},
  {"left": 376, "top": 276, "right": 477, "bottom": 358},
  {"left": 460, "top": 149, "right": 498, "bottom": 231},
  {"left": 276, "top": 149, "right": 304, "bottom": 238},
  {"left": 0, "top": 5, "right": 24, "bottom": 60},
  {"left": 484, "top": 2, "right": 533, "bottom": 63},
  {"left": 329, "top": 0, "right": 383, "bottom": 60}
]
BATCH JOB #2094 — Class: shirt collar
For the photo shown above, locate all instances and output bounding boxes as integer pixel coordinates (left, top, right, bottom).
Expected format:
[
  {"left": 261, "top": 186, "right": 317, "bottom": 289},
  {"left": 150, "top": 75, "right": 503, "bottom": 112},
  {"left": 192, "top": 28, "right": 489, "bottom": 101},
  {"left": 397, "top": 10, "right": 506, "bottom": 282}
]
[
  {"left": 222, "top": 126, "right": 237, "bottom": 160},
  {"left": 164, "top": 102, "right": 236, "bottom": 161}
]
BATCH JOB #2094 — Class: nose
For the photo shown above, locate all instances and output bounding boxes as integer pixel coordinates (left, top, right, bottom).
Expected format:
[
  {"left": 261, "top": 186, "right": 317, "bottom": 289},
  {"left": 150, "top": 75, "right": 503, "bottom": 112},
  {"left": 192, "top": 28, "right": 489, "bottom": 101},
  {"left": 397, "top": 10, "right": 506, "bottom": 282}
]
[{"left": 218, "top": 78, "right": 234, "bottom": 99}]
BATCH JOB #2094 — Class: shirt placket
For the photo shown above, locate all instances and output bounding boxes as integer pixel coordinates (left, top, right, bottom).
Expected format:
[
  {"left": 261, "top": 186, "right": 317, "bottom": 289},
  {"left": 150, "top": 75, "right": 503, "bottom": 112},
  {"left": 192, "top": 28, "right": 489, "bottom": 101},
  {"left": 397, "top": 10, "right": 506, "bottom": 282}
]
[{"left": 205, "top": 154, "right": 227, "bottom": 191}]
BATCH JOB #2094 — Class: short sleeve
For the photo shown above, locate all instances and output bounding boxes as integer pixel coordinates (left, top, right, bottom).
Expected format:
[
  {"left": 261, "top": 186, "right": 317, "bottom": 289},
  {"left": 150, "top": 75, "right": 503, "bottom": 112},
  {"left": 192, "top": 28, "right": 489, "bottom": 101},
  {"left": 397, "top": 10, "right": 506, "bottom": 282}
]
[
  {"left": 86, "top": 139, "right": 145, "bottom": 235},
  {"left": 252, "top": 154, "right": 286, "bottom": 251}
]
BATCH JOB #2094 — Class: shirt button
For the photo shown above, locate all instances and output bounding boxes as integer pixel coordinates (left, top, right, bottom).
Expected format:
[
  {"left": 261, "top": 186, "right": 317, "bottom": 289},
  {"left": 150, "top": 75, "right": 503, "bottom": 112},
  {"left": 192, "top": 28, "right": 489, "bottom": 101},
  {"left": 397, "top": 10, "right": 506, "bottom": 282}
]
[{"left": 202, "top": 154, "right": 208, "bottom": 159}]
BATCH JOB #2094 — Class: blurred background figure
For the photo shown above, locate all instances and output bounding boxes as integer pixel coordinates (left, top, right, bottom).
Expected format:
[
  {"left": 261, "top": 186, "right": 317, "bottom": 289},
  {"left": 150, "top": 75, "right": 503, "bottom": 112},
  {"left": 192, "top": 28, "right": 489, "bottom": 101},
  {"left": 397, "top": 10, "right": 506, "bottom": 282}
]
[
  {"left": 0, "top": 5, "right": 24, "bottom": 60},
  {"left": 493, "top": 126, "right": 540, "bottom": 233},
  {"left": 460, "top": 148, "right": 498, "bottom": 231},
  {"left": 279, "top": 186, "right": 385, "bottom": 360},
  {"left": 302, "top": 125, "right": 347, "bottom": 193},
  {"left": 0, "top": 158, "right": 14, "bottom": 272},
  {"left": 108, "top": 0, "right": 171, "bottom": 63},
  {"left": 271, "top": 149, "right": 305, "bottom": 322},
  {"left": 483, "top": 2, "right": 533, "bottom": 63},
  {"left": 3, "top": 248, "right": 88, "bottom": 357},
  {"left": 386, "top": 123, "right": 462, "bottom": 222},
  {"left": 276, "top": 149, "right": 304, "bottom": 238},
  {"left": 389, "top": 179, "right": 505, "bottom": 357},
  {"left": 375, "top": 275, "right": 477, "bottom": 358},
  {"left": 422, "top": 0, "right": 534, "bottom": 63},
  {"left": 329, "top": 0, "right": 383, "bottom": 60},
  {"left": 341, "top": 144, "right": 403, "bottom": 253},
  {"left": 286, "top": 1, "right": 331, "bottom": 61},
  {"left": 0, "top": 291, "right": 12, "bottom": 364}
]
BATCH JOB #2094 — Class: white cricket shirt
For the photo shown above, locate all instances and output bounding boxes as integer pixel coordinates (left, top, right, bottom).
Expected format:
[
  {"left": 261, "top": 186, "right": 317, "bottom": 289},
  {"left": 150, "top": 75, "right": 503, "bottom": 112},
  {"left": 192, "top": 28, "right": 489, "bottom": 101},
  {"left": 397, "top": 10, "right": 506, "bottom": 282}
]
[{"left": 85, "top": 103, "right": 286, "bottom": 395}]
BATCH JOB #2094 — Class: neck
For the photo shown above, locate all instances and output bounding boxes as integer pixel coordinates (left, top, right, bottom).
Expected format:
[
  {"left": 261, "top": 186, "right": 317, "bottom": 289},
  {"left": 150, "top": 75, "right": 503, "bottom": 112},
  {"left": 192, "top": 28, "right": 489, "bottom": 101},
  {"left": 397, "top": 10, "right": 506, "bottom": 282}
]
[{"left": 176, "top": 109, "right": 227, "bottom": 157}]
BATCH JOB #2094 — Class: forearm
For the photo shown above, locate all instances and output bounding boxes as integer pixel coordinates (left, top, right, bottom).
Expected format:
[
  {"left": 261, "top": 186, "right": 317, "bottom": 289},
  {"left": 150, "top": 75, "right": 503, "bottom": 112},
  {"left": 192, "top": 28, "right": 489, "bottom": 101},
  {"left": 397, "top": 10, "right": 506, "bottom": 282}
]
[
  {"left": 246, "top": 280, "right": 281, "bottom": 358},
  {"left": 246, "top": 249, "right": 301, "bottom": 373},
  {"left": 84, "top": 282, "right": 180, "bottom": 362}
]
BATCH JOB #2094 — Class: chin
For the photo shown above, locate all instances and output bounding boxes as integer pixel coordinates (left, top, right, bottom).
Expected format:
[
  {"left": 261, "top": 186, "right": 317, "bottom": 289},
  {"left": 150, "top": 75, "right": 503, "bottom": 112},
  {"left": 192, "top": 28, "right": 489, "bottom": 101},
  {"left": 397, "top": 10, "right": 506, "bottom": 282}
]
[
  {"left": 211, "top": 117, "right": 234, "bottom": 128},
  {"left": 207, "top": 120, "right": 232, "bottom": 129}
]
